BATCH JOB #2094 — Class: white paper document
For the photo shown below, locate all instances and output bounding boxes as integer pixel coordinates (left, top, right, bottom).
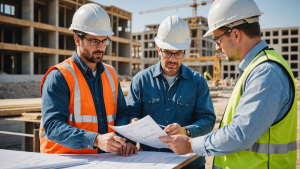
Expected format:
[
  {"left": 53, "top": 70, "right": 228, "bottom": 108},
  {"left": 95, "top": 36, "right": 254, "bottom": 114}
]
[
  {"left": 0, "top": 149, "right": 196, "bottom": 169},
  {"left": 110, "top": 115, "right": 169, "bottom": 149}
]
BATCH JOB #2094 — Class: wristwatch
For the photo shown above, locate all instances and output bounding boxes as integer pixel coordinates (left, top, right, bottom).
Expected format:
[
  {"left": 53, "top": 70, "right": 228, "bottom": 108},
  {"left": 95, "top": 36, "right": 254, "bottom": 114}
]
[{"left": 185, "top": 128, "right": 191, "bottom": 137}]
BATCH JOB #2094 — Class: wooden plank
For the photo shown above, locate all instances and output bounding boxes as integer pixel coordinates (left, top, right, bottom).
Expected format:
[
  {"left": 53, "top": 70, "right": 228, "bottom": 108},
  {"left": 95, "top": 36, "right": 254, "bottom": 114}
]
[
  {"left": 0, "top": 107, "right": 41, "bottom": 117},
  {"left": 2, "top": 117, "right": 41, "bottom": 123},
  {"left": 173, "top": 155, "right": 199, "bottom": 169},
  {"left": 21, "top": 113, "right": 41, "bottom": 120},
  {"left": 33, "top": 129, "right": 40, "bottom": 153},
  {"left": 25, "top": 122, "right": 34, "bottom": 151}
]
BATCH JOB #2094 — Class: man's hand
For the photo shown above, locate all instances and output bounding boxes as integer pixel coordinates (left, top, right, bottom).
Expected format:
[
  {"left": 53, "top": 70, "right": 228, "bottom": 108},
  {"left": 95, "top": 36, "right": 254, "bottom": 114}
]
[
  {"left": 130, "top": 118, "right": 138, "bottom": 124},
  {"left": 117, "top": 142, "right": 138, "bottom": 157},
  {"left": 93, "top": 133, "right": 126, "bottom": 153},
  {"left": 159, "top": 135, "right": 194, "bottom": 155},
  {"left": 164, "top": 123, "right": 187, "bottom": 135}
]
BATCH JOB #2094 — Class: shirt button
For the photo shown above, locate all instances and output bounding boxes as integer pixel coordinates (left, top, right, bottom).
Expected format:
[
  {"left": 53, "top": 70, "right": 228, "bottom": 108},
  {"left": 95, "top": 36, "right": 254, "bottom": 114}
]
[
  {"left": 101, "top": 119, "right": 102, "bottom": 121},
  {"left": 149, "top": 101, "right": 151, "bottom": 103},
  {"left": 88, "top": 145, "right": 90, "bottom": 147},
  {"left": 167, "top": 109, "right": 169, "bottom": 111},
  {"left": 91, "top": 78, "right": 93, "bottom": 80},
  {"left": 168, "top": 98, "right": 170, "bottom": 100},
  {"left": 164, "top": 82, "right": 166, "bottom": 84},
  {"left": 186, "top": 104, "right": 188, "bottom": 106},
  {"left": 100, "top": 113, "right": 101, "bottom": 115},
  {"left": 166, "top": 121, "right": 168, "bottom": 123},
  {"left": 97, "top": 98, "right": 99, "bottom": 100}
]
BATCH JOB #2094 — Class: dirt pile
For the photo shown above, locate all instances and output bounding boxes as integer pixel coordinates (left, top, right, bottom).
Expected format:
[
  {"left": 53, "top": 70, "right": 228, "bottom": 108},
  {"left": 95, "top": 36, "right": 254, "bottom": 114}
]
[{"left": 0, "top": 81, "right": 41, "bottom": 99}]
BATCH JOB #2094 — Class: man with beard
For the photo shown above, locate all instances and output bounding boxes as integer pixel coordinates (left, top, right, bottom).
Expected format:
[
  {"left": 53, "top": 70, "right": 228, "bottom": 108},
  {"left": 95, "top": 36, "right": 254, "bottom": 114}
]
[
  {"left": 159, "top": 0, "right": 297, "bottom": 168},
  {"left": 39, "top": 4, "right": 138, "bottom": 156},
  {"left": 123, "top": 15, "right": 216, "bottom": 169}
]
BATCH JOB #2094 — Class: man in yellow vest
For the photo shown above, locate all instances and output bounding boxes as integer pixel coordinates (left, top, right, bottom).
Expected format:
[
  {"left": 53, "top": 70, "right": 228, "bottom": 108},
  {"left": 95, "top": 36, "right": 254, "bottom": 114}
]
[
  {"left": 159, "top": 0, "right": 298, "bottom": 168},
  {"left": 204, "top": 71, "right": 212, "bottom": 81},
  {"left": 40, "top": 4, "right": 138, "bottom": 156}
]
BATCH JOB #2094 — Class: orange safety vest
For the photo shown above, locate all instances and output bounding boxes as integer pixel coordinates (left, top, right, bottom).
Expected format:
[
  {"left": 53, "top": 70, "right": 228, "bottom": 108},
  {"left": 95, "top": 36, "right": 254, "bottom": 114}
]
[{"left": 39, "top": 57, "right": 118, "bottom": 154}]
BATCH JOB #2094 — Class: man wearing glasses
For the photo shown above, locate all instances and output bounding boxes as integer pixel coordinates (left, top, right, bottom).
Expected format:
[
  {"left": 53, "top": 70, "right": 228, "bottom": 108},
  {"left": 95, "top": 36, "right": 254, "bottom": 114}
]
[
  {"left": 123, "top": 15, "right": 216, "bottom": 169},
  {"left": 39, "top": 4, "right": 137, "bottom": 156},
  {"left": 159, "top": 0, "right": 297, "bottom": 168}
]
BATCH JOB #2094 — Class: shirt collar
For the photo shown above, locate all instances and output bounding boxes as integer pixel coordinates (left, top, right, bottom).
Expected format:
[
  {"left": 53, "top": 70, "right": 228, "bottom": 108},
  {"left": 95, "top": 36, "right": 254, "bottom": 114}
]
[
  {"left": 152, "top": 61, "right": 189, "bottom": 80},
  {"left": 72, "top": 50, "right": 104, "bottom": 76},
  {"left": 237, "top": 40, "right": 268, "bottom": 73}
]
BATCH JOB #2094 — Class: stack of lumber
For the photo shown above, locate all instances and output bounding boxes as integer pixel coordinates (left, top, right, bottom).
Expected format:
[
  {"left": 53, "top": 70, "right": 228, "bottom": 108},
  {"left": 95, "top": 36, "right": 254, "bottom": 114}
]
[
  {"left": 120, "top": 82, "right": 131, "bottom": 96},
  {"left": 0, "top": 98, "right": 41, "bottom": 117}
]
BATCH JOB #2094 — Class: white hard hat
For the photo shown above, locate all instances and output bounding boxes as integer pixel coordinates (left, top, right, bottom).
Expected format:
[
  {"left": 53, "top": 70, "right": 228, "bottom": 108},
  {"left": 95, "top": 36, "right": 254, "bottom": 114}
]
[
  {"left": 69, "top": 3, "right": 114, "bottom": 36},
  {"left": 155, "top": 15, "right": 191, "bottom": 50},
  {"left": 203, "top": 0, "right": 263, "bottom": 37}
]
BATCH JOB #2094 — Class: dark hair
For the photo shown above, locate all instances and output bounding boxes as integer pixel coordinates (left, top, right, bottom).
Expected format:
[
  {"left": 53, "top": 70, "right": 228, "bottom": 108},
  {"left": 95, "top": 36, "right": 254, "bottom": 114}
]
[
  {"left": 73, "top": 30, "right": 86, "bottom": 37},
  {"left": 219, "top": 22, "right": 261, "bottom": 39}
]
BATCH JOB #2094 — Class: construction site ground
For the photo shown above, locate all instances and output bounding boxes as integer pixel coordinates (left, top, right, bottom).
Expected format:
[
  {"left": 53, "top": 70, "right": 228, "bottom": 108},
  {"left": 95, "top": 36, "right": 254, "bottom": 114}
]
[{"left": 0, "top": 82, "right": 299, "bottom": 168}]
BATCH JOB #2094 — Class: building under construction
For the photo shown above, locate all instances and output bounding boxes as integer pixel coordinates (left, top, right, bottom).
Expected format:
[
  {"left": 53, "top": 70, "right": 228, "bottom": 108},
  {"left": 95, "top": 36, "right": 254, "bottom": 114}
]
[
  {"left": 0, "top": 0, "right": 142, "bottom": 83},
  {"left": 132, "top": 16, "right": 217, "bottom": 75}
]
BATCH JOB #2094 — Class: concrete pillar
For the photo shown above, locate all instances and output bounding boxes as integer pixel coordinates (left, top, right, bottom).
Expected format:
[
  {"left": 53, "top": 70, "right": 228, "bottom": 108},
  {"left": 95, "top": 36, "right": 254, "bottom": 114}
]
[
  {"left": 49, "top": 31, "right": 58, "bottom": 49},
  {"left": 64, "top": 5, "right": 67, "bottom": 28},
  {"left": 22, "top": 27, "right": 34, "bottom": 46},
  {"left": 116, "top": 16, "right": 119, "bottom": 37},
  {"left": 116, "top": 42, "right": 119, "bottom": 56},
  {"left": 22, "top": 52, "right": 33, "bottom": 75},
  {"left": 48, "top": 0, "right": 59, "bottom": 26},
  {"left": 22, "top": 0, "right": 34, "bottom": 21},
  {"left": 115, "top": 61, "right": 119, "bottom": 73},
  {"left": 48, "top": 54, "right": 58, "bottom": 67},
  {"left": 129, "top": 62, "right": 132, "bottom": 76}
]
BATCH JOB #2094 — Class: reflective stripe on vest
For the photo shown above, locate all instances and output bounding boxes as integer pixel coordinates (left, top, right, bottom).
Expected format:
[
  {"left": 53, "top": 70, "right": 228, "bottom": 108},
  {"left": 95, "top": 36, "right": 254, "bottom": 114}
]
[
  {"left": 245, "top": 141, "right": 297, "bottom": 154},
  {"left": 103, "top": 65, "right": 116, "bottom": 107}
]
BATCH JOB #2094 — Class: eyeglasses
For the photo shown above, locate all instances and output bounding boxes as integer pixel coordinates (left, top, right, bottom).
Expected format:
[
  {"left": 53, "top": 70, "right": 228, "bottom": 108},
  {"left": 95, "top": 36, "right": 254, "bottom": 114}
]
[
  {"left": 160, "top": 49, "right": 185, "bottom": 59},
  {"left": 213, "top": 29, "right": 232, "bottom": 45},
  {"left": 80, "top": 36, "right": 111, "bottom": 46}
]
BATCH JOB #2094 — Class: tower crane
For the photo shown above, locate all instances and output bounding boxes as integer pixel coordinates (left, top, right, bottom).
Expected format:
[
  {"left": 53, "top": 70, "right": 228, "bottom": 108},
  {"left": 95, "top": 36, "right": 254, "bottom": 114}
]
[{"left": 139, "top": 0, "right": 214, "bottom": 25}]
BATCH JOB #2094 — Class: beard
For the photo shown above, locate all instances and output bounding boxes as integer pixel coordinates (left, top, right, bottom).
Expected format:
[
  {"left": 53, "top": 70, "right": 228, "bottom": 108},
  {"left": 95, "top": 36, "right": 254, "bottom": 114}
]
[
  {"left": 164, "top": 61, "right": 179, "bottom": 72},
  {"left": 80, "top": 43, "right": 104, "bottom": 63}
]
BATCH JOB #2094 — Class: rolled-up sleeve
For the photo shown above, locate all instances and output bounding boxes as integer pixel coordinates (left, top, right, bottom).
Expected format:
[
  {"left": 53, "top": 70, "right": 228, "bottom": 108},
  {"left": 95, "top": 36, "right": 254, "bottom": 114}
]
[{"left": 42, "top": 69, "right": 98, "bottom": 150}]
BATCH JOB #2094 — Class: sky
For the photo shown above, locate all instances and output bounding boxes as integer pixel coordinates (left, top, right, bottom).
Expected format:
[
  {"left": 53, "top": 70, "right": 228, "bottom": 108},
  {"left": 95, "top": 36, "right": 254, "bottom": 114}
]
[{"left": 91, "top": 0, "right": 300, "bottom": 33}]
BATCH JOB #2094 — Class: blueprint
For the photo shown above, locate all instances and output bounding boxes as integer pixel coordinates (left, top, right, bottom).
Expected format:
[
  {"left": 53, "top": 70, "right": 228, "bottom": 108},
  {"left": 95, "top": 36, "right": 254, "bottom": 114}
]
[
  {"left": 110, "top": 115, "right": 169, "bottom": 149},
  {"left": 0, "top": 149, "right": 196, "bottom": 169}
]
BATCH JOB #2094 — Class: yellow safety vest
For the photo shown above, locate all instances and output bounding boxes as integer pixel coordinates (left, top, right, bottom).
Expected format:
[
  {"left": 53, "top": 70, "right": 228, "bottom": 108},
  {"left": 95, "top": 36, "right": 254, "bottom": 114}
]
[{"left": 213, "top": 49, "right": 297, "bottom": 169}]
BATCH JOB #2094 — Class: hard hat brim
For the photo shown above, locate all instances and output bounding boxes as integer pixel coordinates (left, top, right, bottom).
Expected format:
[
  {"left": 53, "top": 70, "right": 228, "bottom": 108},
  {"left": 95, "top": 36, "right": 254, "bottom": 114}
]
[
  {"left": 203, "top": 13, "right": 264, "bottom": 38},
  {"left": 155, "top": 37, "right": 191, "bottom": 50},
  {"left": 69, "top": 28, "right": 114, "bottom": 36}
]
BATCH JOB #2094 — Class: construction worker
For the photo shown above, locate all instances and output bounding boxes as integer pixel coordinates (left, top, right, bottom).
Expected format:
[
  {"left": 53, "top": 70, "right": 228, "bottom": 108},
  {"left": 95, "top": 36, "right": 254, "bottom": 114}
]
[
  {"left": 204, "top": 71, "right": 212, "bottom": 81},
  {"left": 159, "top": 0, "right": 297, "bottom": 168},
  {"left": 39, "top": 4, "right": 137, "bottom": 156},
  {"left": 122, "top": 15, "right": 216, "bottom": 169}
]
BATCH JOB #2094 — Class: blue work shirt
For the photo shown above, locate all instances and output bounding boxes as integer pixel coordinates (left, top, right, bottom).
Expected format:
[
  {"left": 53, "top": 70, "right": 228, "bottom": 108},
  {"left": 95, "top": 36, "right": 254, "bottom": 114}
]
[
  {"left": 41, "top": 51, "right": 129, "bottom": 152},
  {"left": 125, "top": 62, "right": 216, "bottom": 168},
  {"left": 192, "top": 40, "right": 294, "bottom": 156}
]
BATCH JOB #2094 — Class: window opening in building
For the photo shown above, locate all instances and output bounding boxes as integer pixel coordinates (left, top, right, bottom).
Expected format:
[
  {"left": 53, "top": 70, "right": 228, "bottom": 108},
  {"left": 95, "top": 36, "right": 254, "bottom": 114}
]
[
  {"left": 230, "top": 73, "right": 235, "bottom": 79},
  {"left": 282, "top": 47, "right": 288, "bottom": 52},
  {"left": 260, "top": 32, "right": 263, "bottom": 37},
  {"left": 291, "top": 30, "right": 298, "bottom": 35},
  {"left": 144, "top": 51, "right": 148, "bottom": 58},
  {"left": 230, "top": 65, "right": 235, "bottom": 71},
  {"left": 282, "top": 38, "right": 288, "bottom": 43},
  {"left": 144, "top": 34, "right": 148, "bottom": 40},
  {"left": 283, "top": 55, "right": 288, "bottom": 60},
  {"left": 291, "top": 46, "right": 298, "bottom": 52},
  {"left": 149, "top": 34, "right": 153, "bottom": 39},
  {"left": 224, "top": 65, "right": 228, "bottom": 71},
  {"left": 282, "top": 30, "right": 288, "bottom": 35},
  {"left": 291, "top": 63, "right": 298, "bottom": 69},
  {"left": 291, "top": 55, "right": 298, "bottom": 60},
  {"left": 265, "top": 32, "right": 270, "bottom": 36},
  {"left": 224, "top": 73, "right": 228, "bottom": 78},
  {"left": 273, "top": 39, "right": 278, "bottom": 44},
  {"left": 291, "top": 38, "right": 298, "bottom": 43},
  {"left": 293, "top": 71, "right": 298, "bottom": 78},
  {"left": 138, "top": 35, "right": 141, "bottom": 40},
  {"left": 273, "top": 31, "right": 278, "bottom": 36},
  {"left": 265, "top": 39, "right": 270, "bottom": 44}
]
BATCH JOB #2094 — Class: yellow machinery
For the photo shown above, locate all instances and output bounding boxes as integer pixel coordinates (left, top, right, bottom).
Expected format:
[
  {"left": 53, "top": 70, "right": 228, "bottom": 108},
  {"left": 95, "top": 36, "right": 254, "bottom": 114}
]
[{"left": 183, "top": 52, "right": 222, "bottom": 84}]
